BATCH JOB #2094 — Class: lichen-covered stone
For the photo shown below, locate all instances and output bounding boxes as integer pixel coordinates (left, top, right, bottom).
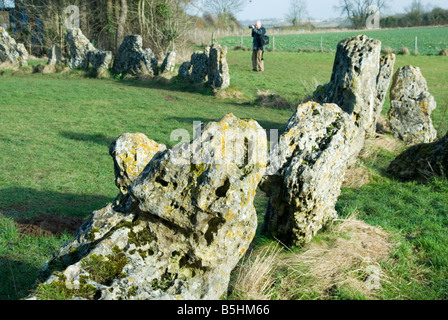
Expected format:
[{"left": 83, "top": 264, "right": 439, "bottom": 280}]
[
  {"left": 47, "top": 44, "right": 63, "bottom": 66},
  {"left": 260, "top": 101, "right": 357, "bottom": 246},
  {"left": 387, "top": 65, "right": 437, "bottom": 144},
  {"left": 387, "top": 132, "right": 447, "bottom": 181},
  {"left": 190, "top": 50, "right": 209, "bottom": 83},
  {"left": 66, "top": 28, "right": 95, "bottom": 69},
  {"left": 207, "top": 44, "right": 230, "bottom": 89},
  {"left": 160, "top": 51, "right": 176, "bottom": 73},
  {"left": 373, "top": 53, "right": 396, "bottom": 137},
  {"left": 87, "top": 49, "right": 113, "bottom": 70},
  {"left": 113, "top": 35, "right": 158, "bottom": 76},
  {"left": 30, "top": 114, "right": 267, "bottom": 300},
  {"left": 313, "top": 35, "right": 388, "bottom": 163},
  {"left": 178, "top": 61, "right": 191, "bottom": 79},
  {"left": 109, "top": 133, "right": 166, "bottom": 195},
  {"left": 0, "top": 27, "right": 28, "bottom": 66}
]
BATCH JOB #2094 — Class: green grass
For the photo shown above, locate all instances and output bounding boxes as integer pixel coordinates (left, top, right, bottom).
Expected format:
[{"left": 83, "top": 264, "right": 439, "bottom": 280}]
[
  {"left": 219, "top": 26, "right": 448, "bottom": 55},
  {"left": 1, "top": 47, "right": 448, "bottom": 300}
]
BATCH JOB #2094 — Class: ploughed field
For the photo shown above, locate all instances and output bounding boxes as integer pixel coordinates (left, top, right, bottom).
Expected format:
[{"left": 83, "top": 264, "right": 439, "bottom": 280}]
[{"left": 0, "top": 48, "right": 447, "bottom": 300}]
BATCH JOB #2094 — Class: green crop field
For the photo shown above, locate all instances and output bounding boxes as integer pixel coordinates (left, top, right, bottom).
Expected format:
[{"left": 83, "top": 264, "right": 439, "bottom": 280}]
[
  {"left": 218, "top": 26, "right": 448, "bottom": 55},
  {"left": 1, "top": 47, "right": 448, "bottom": 300}
]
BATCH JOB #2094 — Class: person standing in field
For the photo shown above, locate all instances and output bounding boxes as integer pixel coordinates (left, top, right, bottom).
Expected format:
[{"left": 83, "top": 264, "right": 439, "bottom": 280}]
[{"left": 251, "top": 21, "right": 266, "bottom": 72}]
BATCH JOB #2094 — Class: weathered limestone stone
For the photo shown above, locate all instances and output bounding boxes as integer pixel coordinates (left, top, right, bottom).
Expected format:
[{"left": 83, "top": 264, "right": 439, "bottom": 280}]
[
  {"left": 190, "top": 50, "right": 209, "bottom": 83},
  {"left": 181, "top": 44, "right": 230, "bottom": 89},
  {"left": 109, "top": 133, "right": 166, "bottom": 195},
  {"left": 31, "top": 114, "right": 267, "bottom": 300},
  {"left": 373, "top": 53, "right": 396, "bottom": 134},
  {"left": 47, "top": 44, "right": 63, "bottom": 65},
  {"left": 387, "top": 132, "right": 447, "bottom": 181},
  {"left": 160, "top": 51, "right": 176, "bottom": 73},
  {"left": 66, "top": 28, "right": 95, "bottom": 69},
  {"left": 87, "top": 49, "right": 113, "bottom": 70},
  {"left": 387, "top": 65, "right": 437, "bottom": 144},
  {"left": 0, "top": 27, "right": 28, "bottom": 66},
  {"left": 313, "top": 35, "right": 392, "bottom": 163},
  {"left": 260, "top": 101, "right": 357, "bottom": 246},
  {"left": 207, "top": 44, "right": 230, "bottom": 89},
  {"left": 113, "top": 35, "right": 158, "bottom": 76},
  {"left": 178, "top": 61, "right": 191, "bottom": 79}
]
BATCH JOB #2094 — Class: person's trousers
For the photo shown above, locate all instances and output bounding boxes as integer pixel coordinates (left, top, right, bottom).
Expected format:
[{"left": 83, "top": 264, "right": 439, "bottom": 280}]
[{"left": 252, "top": 50, "right": 264, "bottom": 71}]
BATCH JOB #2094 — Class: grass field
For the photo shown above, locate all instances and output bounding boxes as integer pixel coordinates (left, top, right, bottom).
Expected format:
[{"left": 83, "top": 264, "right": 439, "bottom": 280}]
[
  {"left": 218, "top": 26, "right": 448, "bottom": 55},
  {"left": 1, "top": 45, "right": 447, "bottom": 300}
]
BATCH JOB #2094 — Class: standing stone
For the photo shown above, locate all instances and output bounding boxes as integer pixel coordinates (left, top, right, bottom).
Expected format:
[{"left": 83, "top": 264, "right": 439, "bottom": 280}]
[
  {"left": 387, "top": 132, "right": 447, "bottom": 181},
  {"left": 113, "top": 35, "right": 158, "bottom": 76},
  {"left": 373, "top": 53, "right": 396, "bottom": 135},
  {"left": 109, "top": 133, "right": 166, "bottom": 195},
  {"left": 313, "top": 35, "right": 386, "bottom": 163},
  {"left": 87, "top": 50, "right": 113, "bottom": 70},
  {"left": 178, "top": 61, "right": 192, "bottom": 80},
  {"left": 0, "top": 27, "right": 28, "bottom": 66},
  {"left": 160, "top": 51, "right": 176, "bottom": 73},
  {"left": 190, "top": 50, "right": 209, "bottom": 83},
  {"left": 387, "top": 65, "right": 437, "bottom": 144},
  {"left": 207, "top": 44, "right": 230, "bottom": 89},
  {"left": 30, "top": 114, "right": 267, "bottom": 300},
  {"left": 260, "top": 101, "right": 357, "bottom": 246},
  {"left": 66, "top": 28, "right": 95, "bottom": 69},
  {"left": 47, "top": 44, "right": 63, "bottom": 65}
]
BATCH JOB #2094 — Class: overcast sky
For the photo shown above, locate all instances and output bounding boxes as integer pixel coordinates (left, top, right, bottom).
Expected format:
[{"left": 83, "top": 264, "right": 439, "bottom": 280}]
[{"left": 236, "top": 0, "right": 448, "bottom": 21}]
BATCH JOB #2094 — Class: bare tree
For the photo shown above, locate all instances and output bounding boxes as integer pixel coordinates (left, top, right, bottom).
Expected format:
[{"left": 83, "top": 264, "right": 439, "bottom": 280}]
[
  {"left": 201, "top": 0, "right": 248, "bottom": 19},
  {"left": 286, "top": 0, "right": 308, "bottom": 26},
  {"left": 337, "top": 0, "right": 389, "bottom": 29}
]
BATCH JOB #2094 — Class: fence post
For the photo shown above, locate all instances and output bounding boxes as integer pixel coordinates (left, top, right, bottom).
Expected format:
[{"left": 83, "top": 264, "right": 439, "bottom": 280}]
[
  {"left": 273, "top": 35, "right": 275, "bottom": 51},
  {"left": 415, "top": 36, "right": 418, "bottom": 55},
  {"left": 321, "top": 36, "right": 323, "bottom": 52}
]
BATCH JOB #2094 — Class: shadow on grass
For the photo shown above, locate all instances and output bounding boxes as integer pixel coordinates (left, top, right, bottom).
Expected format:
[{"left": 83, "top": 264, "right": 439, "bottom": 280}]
[
  {"left": 117, "top": 75, "right": 216, "bottom": 96},
  {"left": 59, "top": 131, "right": 116, "bottom": 148},
  {"left": 0, "top": 187, "right": 113, "bottom": 219},
  {"left": 0, "top": 257, "right": 41, "bottom": 300}
]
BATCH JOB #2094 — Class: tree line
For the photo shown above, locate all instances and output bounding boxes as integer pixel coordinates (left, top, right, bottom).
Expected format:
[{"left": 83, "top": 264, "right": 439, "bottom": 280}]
[
  {"left": 7, "top": 0, "right": 251, "bottom": 58},
  {"left": 381, "top": 7, "right": 448, "bottom": 29}
]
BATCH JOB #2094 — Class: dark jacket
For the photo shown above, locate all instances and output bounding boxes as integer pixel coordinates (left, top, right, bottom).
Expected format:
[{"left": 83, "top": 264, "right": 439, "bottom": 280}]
[{"left": 252, "top": 27, "right": 266, "bottom": 51}]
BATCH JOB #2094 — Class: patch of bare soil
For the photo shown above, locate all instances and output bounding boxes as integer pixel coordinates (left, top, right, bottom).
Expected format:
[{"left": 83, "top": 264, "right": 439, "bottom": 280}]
[{"left": 15, "top": 214, "right": 84, "bottom": 237}]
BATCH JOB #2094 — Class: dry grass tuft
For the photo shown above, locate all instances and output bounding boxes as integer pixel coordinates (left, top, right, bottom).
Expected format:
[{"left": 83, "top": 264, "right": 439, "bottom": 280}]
[
  {"left": 359, "top": 133, "right": 405, "bottom": 159},
  {"left": 256, "top": 90, "right": 294, "bottom": 110},
  {"left": 277, "top": 214, "right": 393, "bottom": 300},
  {"left": 231, "top": 243, "right": 282, "bottom": 300},
  {"left": 342, "top": 166, "right": 371, "bottom": 188},
  {"left": 214, "top": 87, "right": 246, "bottom": 101}
]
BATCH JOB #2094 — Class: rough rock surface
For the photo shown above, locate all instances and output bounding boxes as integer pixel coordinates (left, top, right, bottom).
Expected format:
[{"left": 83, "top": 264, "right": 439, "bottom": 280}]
[
  {"left": 110, "top": 133, "right": 166, "bottom": 195},
  {"left": 190, "top": 50, "right": 209, "bottom": 83},
  {"left": 373, "top": 54, "right": 396, "bottom": 134},
  {"left": 178, "top": 61, "right": 192, "bottom": 79},
  {"left": 66, "top": 28, "right": 95, "bottom": 69},
  {"left": 88, "top": 49, "right": 113, "bottom": 70},
  {"left": 160, "top": 51, "right": 176, "bottom": 73},
  {"left": 181, "top": 44, "right": 230, "bottom": 89},
  {"left": 207, "top": 44, "right": 230, "bottom": 89},
  {"left": 387, "top": 65, "right": 437, "bottom": 144},
  {"left": 0, "top": 27, "right": 28, "bottom": 66},
  {"left": 260, "top": 101, "right": 357, "bottom": 246},
  {"left": 113, "top": 35, "right": 158, "bottom": 76},
  {"left": 47, "top": 44, "right": 63, "bottom": 65},
  {"left": 313, "top": 35, "right": 392, "bottom": 163},
  {"left": 387, "top": 132, "right": 447, "bottom": 181},
  {"left": 30, "top": 114, "right": 267, "bottom": 300}
]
